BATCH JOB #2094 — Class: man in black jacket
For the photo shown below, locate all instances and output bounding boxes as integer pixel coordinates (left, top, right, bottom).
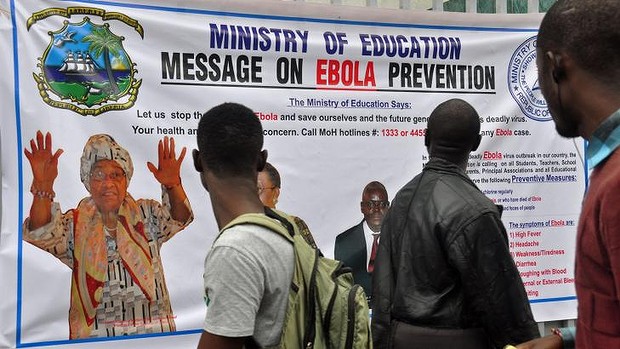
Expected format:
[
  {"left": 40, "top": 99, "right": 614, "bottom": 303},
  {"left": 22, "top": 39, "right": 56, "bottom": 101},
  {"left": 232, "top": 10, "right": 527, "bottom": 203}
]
[{"left": 372, "top": 99, "right": 539, "bottom": 349}]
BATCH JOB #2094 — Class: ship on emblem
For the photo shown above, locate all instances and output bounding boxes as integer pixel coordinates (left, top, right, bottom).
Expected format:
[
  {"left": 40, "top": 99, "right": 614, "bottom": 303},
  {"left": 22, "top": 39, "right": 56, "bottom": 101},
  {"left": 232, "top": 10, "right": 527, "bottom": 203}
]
[
  {"left": 58, "top": 51, "right": 99, "bottom": 75},
  {"left": 33, "top": 17, "right": 142, "bottom": 116}
]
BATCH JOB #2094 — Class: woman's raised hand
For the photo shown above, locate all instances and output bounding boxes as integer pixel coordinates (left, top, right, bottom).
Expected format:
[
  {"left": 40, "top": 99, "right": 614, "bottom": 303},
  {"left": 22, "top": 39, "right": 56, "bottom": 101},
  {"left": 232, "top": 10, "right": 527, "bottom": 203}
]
[
  {"left": 147, "top": 136, "right": 186, "bottom": 188},
  {"left": 24, "top": 131, "right": 64, "bottom": 189}
]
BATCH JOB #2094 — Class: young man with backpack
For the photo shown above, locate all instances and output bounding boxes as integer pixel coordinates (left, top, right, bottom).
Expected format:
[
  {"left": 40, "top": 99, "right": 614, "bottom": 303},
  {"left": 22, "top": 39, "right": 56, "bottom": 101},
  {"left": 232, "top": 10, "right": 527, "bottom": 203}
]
[
  {"left": 193, "top": 102, "right": 371, "bottom": 349},
  {"left": 194, "top": 103, "right": 294, "bottom": 348}
]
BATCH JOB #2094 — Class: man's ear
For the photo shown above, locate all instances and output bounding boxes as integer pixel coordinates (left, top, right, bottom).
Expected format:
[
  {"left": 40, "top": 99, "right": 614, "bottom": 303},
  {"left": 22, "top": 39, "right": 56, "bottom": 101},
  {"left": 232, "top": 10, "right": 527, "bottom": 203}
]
[
  {"left": 546, "top": 51, "right": 565, "bottom": 83},
  {"left": 257, "top": 149, "right": 268, "bottom": 172},
  {"left": 273, "top": 187, "right": 281, "bottom": 201},
  {"left": 424, "top": 129, "right": 430, "bottom": 147},
  {"left": 472, "top": 134, "right": 482, "bottom": 151},
  {"left": 192, "top": 149, "right": 203, "bottom": 172}
]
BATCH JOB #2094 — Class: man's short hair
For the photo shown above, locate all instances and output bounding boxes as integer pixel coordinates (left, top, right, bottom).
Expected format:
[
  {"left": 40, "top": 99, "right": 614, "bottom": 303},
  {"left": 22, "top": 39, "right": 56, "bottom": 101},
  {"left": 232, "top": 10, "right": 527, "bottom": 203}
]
[
  {"left": 363, "top": 181, "right": 387, "bottom": 197},
  {"left": 427, "top": 98, "right": 480, "bottom": 153},
  {"left": 538, "top": 0, "right": 620, "bottom": 89},
  {"left": 263, "top": 162, "right": 281, "bottom": 188},
  {"left": 197, "top": 103, "right": 263, "bottom": 177}
]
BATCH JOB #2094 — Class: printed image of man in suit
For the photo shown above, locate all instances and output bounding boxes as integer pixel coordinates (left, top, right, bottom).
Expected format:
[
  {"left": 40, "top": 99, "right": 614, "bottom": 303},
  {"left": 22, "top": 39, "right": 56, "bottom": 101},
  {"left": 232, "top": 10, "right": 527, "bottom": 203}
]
[{"left": 334, "top": 181, "right": 389, "bottom": 302}]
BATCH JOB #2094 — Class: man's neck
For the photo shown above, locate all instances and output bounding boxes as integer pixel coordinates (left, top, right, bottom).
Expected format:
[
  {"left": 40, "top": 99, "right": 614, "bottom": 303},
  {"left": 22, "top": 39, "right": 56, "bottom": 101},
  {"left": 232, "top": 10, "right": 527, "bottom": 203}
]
[
  {"left": 207, "top": 176, "right": 265, "bottom": 230},
  {"left": 579, "top": 99, "right": 620, "bottom": 140},
  {"left": 363, "top": 221, "right": 379, "bottom": 235},
  {"left": 568, "top": 73, "right": 620, "bottom": 140},
  {"left": 430, "top": 153, "right": 469, "bottom": 171}
]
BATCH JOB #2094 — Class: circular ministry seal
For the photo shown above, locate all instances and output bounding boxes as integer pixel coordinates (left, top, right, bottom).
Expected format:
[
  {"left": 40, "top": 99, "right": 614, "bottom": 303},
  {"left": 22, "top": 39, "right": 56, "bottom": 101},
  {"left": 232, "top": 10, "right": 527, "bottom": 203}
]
[{"left": 507, "top": 36, "right": 550, "bottom": 122}]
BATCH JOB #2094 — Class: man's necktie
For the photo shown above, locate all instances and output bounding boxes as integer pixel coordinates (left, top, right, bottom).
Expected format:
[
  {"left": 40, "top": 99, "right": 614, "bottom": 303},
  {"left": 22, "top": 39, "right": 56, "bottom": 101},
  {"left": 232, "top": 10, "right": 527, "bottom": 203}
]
[{"left": 368, "top": 233, "right": 380, "bottom": 273}]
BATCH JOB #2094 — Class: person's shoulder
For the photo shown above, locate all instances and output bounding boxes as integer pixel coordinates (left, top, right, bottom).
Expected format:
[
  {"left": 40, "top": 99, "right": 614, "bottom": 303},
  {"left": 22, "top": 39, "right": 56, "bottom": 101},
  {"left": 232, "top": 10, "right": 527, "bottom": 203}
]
[
  {"left": 291, "top": 215, "right": 307, "bottom": 227},
  {"left": 389, "top": 171, "right": 430, "bottom": 204},
  {"left": 217, "top": 223, "right": 275, "bottom": 243},
  {"left": 429, "top": 175, "right": 498, "bottom": 223},
  {"left": 435, "top": 173, "right": 487, "bottom": 201},
  {"left": 594, "top": 149, "right": 620, "bottom": 182},
  {"left": 132, "top": 196, "right": 160, "bottom": 212},
  {"left": 217, "top": 221, "right": 293, "bottom": 256},
  {"left": 336, "top": 221, "right": 363, "bottom": 240}
]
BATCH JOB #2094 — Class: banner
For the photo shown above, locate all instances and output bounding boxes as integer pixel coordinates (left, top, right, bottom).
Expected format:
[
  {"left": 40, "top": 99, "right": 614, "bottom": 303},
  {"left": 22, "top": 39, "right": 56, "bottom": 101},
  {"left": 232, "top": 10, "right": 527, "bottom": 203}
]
[{"left": 1, "top": 0, "right": 581, "bottom": 347}]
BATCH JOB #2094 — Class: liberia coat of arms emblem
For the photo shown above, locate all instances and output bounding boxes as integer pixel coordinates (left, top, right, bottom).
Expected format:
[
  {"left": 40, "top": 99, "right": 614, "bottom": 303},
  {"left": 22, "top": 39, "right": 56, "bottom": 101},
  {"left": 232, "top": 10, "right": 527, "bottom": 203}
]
[{"left": 28, "top": 8, "right": 143, "bottom": 116}]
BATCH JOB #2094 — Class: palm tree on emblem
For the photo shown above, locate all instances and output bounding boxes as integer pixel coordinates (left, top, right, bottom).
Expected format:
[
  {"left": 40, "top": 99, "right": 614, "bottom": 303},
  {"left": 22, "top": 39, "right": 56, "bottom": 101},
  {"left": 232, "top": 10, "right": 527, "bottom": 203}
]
[{"left": 83, "top": 25, "right": 123, "bottom": 95}]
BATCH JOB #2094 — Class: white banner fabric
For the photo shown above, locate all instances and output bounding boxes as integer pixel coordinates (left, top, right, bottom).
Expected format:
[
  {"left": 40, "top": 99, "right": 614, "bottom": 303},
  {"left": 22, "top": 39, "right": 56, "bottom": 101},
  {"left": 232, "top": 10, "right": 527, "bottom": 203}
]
[{"left": 1, "top": 0, "right": 580, "bottom": 348}]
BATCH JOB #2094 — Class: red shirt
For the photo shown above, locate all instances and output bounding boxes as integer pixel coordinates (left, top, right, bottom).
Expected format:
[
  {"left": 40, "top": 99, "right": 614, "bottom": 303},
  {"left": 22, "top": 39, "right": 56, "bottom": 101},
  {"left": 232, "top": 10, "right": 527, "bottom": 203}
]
[{"left": 576, "top": 149, "right": 620, "bottom": 348}]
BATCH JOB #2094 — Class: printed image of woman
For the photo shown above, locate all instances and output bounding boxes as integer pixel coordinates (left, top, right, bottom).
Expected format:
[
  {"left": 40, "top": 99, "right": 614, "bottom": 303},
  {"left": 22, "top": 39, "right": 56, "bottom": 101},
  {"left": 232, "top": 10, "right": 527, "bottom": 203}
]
[{"left": 23, "top": 131, "right": 193, "bottom": 339}]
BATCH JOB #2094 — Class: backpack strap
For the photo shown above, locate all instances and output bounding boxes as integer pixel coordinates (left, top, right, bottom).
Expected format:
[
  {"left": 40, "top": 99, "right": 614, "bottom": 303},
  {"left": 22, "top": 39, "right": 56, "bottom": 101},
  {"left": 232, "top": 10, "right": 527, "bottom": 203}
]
[
  {"left": 264, "top": 208, "right": 318, "bottom": 347},
  {"left": 264, "top": 207, "right": 295, "bottom": 238}
]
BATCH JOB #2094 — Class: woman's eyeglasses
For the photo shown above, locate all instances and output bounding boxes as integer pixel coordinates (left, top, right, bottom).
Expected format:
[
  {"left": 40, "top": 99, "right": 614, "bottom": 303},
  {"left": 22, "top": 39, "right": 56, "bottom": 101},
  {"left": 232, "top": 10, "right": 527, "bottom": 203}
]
[
  {"left": 90, "top": 169, "right": 125, "bottom": 182},
  {"left": 257, "top": 186, "right": 277, "bottom": 194}
]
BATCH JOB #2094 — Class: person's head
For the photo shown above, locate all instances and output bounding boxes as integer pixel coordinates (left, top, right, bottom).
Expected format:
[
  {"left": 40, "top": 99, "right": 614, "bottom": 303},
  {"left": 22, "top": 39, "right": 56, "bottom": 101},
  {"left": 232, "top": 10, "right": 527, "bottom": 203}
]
[
  {"left": 425, "top": 99, "right": 481, "bottom": 166},
  {"left": 193, "top": 103, "right": 266, "bottom": 190},
  {"left": 537, "top": 0, "right": 620, "bottom": 139},
  {"left": 360, "top": 181, "right": 389, "bottom": 232},
  {"left": 258, "top": 162, "right": 281, "bottom": 208},
  {"left": 80, "top": 134, "right": 133, "bottom": 214}
]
